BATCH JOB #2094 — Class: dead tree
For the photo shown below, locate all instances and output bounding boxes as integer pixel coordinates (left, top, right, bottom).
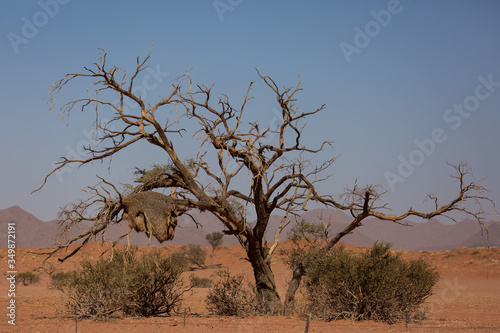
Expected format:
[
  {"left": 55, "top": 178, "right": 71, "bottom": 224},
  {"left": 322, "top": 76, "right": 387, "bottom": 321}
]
[{"left": 33, "top": 49, "right": 497, "bottom": 309}]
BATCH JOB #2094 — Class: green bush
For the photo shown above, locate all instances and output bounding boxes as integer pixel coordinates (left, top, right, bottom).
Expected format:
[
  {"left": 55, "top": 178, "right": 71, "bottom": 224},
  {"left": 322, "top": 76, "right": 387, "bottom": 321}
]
[
  {"left": 206, "top": 268, "right": 252, "bottom": 316},
  {"left": 17, "top": 271, "right": 40, "bottom": 286},
  {"left": 305, "top": 243, "right": 439, "bottom": 324},
  {"left": 53, "top": 248, "right": 189, "bottom": 320}
]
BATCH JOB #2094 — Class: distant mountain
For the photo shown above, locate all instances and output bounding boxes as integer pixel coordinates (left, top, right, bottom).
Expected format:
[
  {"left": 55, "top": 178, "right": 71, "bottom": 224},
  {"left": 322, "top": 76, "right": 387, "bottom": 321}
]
[
  {"left": 0, "top": 205, "right": 498, "bottom": 250},
  {"left": 456, "top": 222, "right": 500, "bottom": 249},
  {"left": 350, "top": 217, "right": 495, "bottom": 251},
  {"left": 0, "top": 206, "right": 62, "bottom": 248}
]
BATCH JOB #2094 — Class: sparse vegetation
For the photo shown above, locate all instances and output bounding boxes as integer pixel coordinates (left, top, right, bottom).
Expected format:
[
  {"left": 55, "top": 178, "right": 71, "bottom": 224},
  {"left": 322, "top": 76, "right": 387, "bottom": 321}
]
[
  {"left": 172, "top": 244, "right": 207, "bottom": 269},
  {"left": 190, "top": 275, "right": 213, "bottom": 288},
  {"left": 206, "top": 268, "right": 252, "bottom": 316},
  {"left": 305, "top": 243, "right": 439, "bottom": 324},
  {"left": 205, "top": 268, "right": 282, "bottom": 316},
  {"left": 471, "top": 250, "right": 481, "bottom": 257},
  {"left": 17, "top": 271, "right": 40, "bottom": 286},
  {"left": 443, "top": 251, "right": 454, "bottom": 258},
  {"left": 52, "top": 248, "right": 190, "bottom": 320},
  {"left": 49, "top": 271, "right": 75, "bottom": 290},
  {"left": 206, "top": 232, "right": 224, "bottom": 264}
]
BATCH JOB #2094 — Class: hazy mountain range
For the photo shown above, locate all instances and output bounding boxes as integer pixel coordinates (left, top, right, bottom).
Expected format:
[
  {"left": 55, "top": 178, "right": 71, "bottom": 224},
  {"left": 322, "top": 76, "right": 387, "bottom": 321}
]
[{"left": 1, "top": 205, "right": 498, "bottom": 251}]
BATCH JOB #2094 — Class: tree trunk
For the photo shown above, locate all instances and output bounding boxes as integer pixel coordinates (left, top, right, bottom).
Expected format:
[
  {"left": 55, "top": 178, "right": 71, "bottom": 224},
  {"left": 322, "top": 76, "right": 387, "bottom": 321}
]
[
  {"left": 283, "top": 263, "right": 305, "bottom": 315},
  {"left": 246, "top": 240, "right": 281, "bottom": 312}
]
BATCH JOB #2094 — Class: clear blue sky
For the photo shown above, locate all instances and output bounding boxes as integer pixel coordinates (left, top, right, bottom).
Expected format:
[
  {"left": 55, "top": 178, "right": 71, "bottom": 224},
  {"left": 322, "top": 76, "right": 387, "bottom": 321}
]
[{"left": 1, "top": 0, "right": 499, "bottom": 222}]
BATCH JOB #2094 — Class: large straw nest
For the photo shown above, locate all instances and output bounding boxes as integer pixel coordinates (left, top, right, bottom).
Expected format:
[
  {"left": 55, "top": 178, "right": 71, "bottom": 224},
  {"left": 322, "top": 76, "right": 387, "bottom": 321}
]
[{"left": 122, "top": 191, "right": 180, "bottom": 243}]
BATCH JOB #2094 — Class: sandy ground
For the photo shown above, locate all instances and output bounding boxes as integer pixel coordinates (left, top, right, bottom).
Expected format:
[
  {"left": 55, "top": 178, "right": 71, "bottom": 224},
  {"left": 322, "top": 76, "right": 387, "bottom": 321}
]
[{"left": 1, "top": 243, "right": 499, "bottom": 333}]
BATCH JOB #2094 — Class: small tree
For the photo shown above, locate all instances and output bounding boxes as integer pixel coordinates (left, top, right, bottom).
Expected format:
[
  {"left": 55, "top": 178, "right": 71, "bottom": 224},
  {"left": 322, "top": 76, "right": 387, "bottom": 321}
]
[
  {"left": 206, "top": 232, "right": 224, "bottom": 254},
  {"left": 206, "top": 231, "right": 224, "bottom": 264}
]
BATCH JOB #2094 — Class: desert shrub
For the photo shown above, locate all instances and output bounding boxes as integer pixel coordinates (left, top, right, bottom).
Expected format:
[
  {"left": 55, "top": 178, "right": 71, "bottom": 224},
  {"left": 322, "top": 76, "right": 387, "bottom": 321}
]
[
  {"left": 305, "top": 243, "right": 439, "bottom": 324},
  {"left": 443, "top": 251, "right": 454, "bottom": 258},
  {"left": 53, "top": 248, "right": 189, "bottom": 320},
  {"left": 123, "top": 249, "right": 188, "bottom": 317},
  {"left": 17, "top": 271, "right": 40, "bottom": 286},
  {"left": 470, "top": 250, "right": 480, "bottom": 257},
  {"left": 185, "top": 244, "right": 207, "bottom": 268},
  {"left": 206, "top": 268, "right": 252, "bottom": 316},
  {"left": 173, "top": 244, "right": 207, "bottom": 269},
  {"left": 170, "top": 251, "right": 189, "bottom": 266},
  {"left": 190, "top": 275, "right": 213, "bottom": 288},
  {"left": 252, "top": 288, "right": 283, "bottom": 315},
  {"left": 49, "top": 271, "right": 75, "bottom": 290},
  {"left": 205, "top": 268, "right": 283, "bottom": 316}
]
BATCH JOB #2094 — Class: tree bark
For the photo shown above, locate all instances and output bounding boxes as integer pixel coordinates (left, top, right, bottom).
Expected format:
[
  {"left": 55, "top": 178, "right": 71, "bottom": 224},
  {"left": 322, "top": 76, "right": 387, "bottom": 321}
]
[
  {"left": 246, "top": 238, "right": 281, "bottom": 305},
  {"left": 283, "top": 263, "right": 305, "bottom": 315}
]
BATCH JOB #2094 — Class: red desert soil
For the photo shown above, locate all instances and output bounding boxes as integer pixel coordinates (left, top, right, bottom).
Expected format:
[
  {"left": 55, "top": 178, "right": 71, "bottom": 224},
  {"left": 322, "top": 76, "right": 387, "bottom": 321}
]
[{"left": 1, "top": 242, "right": 499, "bottom": 332}]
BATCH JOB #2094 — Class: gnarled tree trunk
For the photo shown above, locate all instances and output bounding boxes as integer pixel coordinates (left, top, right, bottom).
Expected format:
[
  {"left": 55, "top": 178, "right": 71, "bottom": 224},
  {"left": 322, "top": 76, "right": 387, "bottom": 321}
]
[
  {"left": 283, "top": 263, "right": 305, "bottom": 315},
  {"left": 248, "top": 243, "right": 279, "bottom": 295}
]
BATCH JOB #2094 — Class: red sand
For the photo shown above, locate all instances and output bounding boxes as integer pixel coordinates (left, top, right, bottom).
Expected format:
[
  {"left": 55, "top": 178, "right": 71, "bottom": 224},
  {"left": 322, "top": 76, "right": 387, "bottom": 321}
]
[{"left": 1, "top": 243, "right": 499, "bottom": 332}]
